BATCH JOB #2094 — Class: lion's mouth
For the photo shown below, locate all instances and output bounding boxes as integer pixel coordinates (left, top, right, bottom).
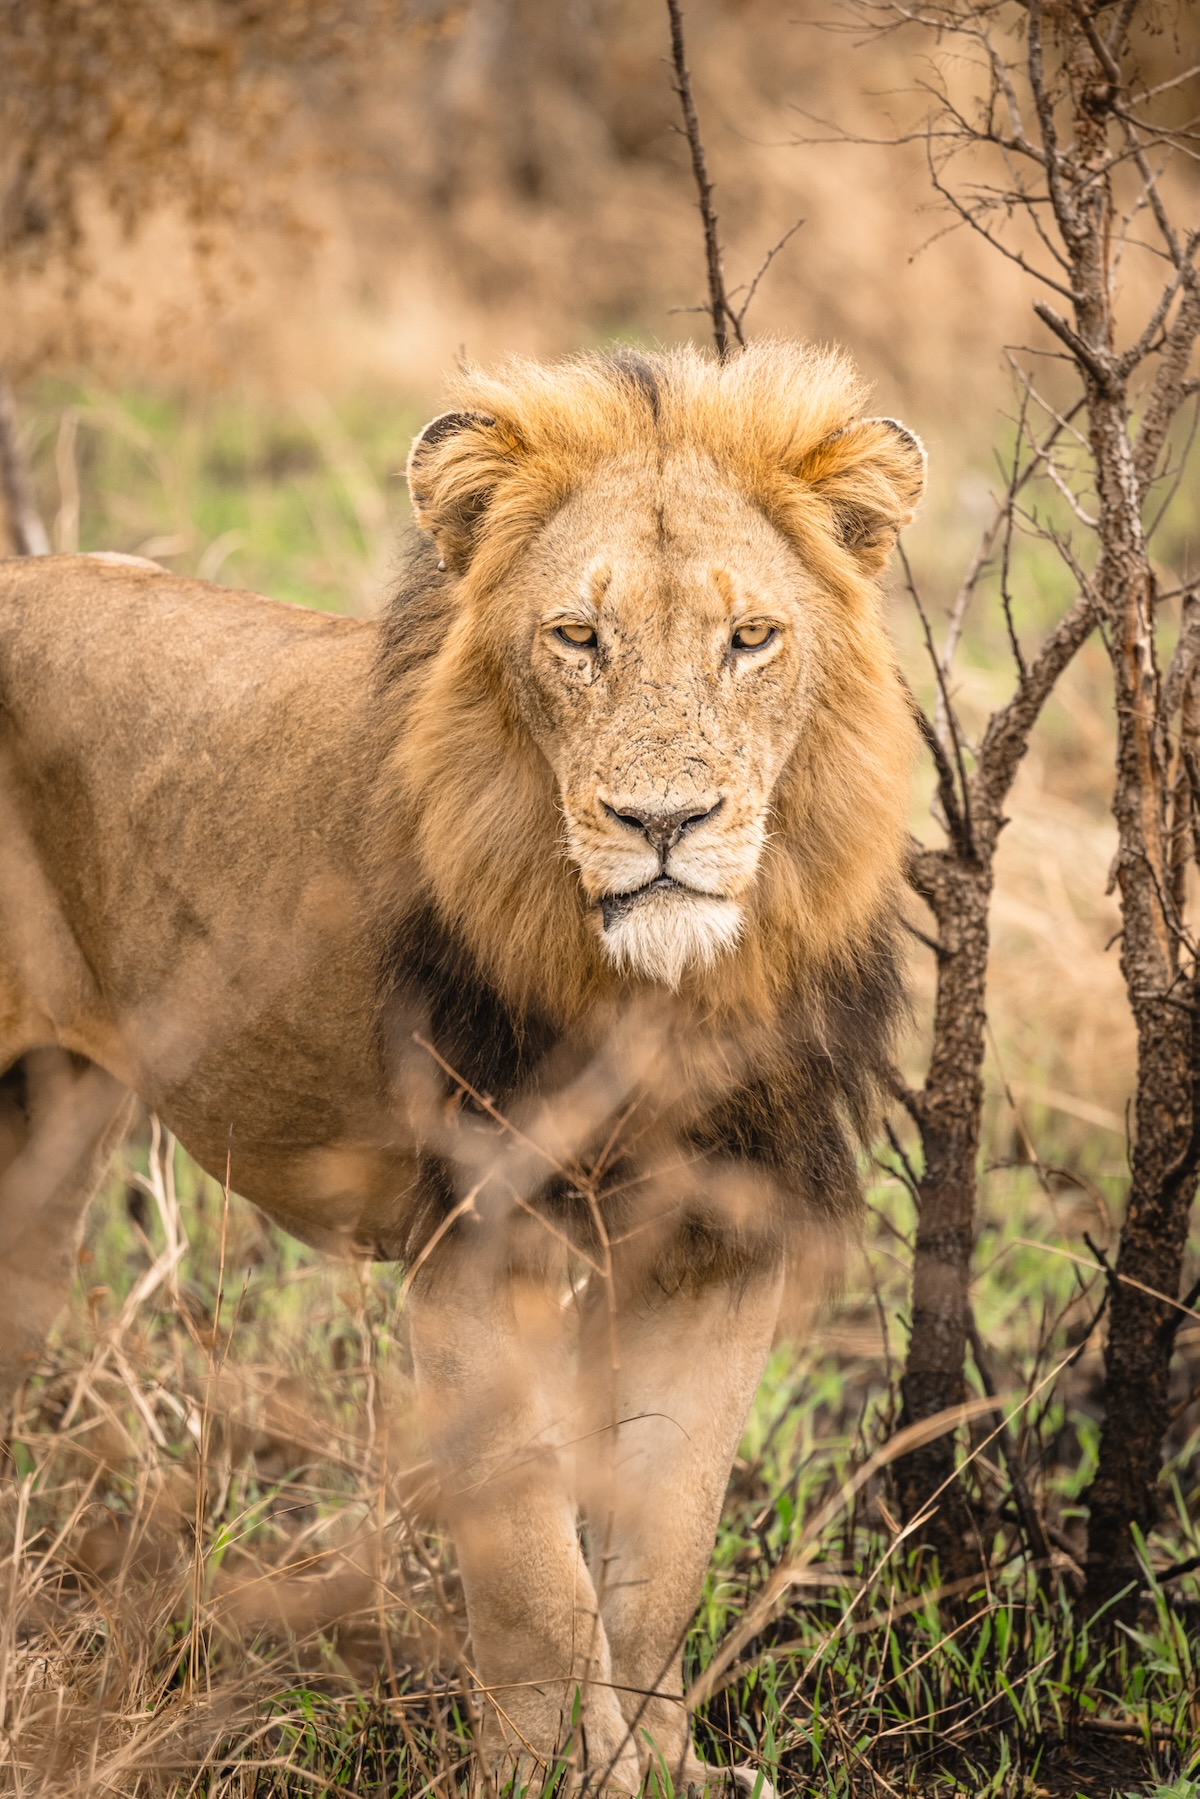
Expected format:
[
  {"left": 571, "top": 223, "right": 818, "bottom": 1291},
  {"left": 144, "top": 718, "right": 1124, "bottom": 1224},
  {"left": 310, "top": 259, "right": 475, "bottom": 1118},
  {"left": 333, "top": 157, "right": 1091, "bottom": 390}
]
[{"left": 599, "top": 874, "right": 709, "bottom": 931}]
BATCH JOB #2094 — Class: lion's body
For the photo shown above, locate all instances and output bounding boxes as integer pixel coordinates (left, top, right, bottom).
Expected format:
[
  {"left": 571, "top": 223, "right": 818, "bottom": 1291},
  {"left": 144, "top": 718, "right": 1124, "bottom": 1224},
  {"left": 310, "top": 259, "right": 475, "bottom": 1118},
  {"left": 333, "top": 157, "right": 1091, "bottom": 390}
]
[
  {"left": 0, "top": 342, "right": 922, "bottom": 1794},
  {"left": 0, "top": 563, "right": 416, "bottom": 1248}
]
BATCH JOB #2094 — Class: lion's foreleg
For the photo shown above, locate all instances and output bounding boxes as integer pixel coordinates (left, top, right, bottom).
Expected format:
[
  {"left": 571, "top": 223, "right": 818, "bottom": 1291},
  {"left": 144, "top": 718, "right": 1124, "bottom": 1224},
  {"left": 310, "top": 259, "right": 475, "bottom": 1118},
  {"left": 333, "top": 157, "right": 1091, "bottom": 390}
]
[
  {"left": 578, "top": 1257, "right": 783, "bottom": 1790},
  {"left": 408, "top": 1237, "right": 643, "bottom": 1792},
  {"left": 0, "top": 1050, "right": 133, "bottom": 1416}
]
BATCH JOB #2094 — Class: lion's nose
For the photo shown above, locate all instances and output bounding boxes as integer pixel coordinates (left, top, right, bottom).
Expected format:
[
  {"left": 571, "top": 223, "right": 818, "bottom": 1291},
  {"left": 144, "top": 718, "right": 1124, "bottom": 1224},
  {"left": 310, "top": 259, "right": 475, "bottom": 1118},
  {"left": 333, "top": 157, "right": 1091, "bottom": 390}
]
[{"left": 601, "top": 798, "right": 723, "bottom": 856}]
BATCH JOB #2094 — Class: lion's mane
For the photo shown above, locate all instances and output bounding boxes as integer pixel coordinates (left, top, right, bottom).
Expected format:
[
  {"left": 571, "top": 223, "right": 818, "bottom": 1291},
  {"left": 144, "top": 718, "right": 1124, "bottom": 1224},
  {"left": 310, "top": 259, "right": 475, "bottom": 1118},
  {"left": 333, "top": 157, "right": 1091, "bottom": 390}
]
[{"left": 370, "top": 341, "right": 917, "bottom": 1259}]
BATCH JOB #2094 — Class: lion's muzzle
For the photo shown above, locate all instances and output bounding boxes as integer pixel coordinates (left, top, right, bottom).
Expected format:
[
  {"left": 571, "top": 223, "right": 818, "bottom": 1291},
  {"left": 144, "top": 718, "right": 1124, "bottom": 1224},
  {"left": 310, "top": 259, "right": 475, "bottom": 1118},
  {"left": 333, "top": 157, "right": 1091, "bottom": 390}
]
[
  {"left": 598, "top": 796, "right": 724, "bottom": 856},
  {"left": 558, "top": 786, "right": 764, "bottom": 986}
]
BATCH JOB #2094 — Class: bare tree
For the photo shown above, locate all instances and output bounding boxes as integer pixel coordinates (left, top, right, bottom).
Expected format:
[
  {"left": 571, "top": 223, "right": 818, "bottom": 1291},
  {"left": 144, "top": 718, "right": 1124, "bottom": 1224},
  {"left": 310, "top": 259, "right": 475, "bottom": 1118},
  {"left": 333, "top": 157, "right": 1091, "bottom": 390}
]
[
  {"left": 838, "top": 0, "right": 1200, "bottom": 1607},
  {"left": 663, "top": 0, "right": 1104, "bottom": 1581},
  {"left": 894, "top": 469, "right": 1096, "bottom": 1580},
  {"left": 665, "top": 0, "right": 805, "bottom": 360}
]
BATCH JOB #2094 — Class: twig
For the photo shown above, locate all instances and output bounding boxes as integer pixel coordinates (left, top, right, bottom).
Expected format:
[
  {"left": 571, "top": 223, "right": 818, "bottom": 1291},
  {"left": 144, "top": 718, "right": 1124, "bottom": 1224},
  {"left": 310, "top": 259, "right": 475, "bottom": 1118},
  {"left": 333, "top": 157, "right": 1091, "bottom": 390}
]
[
  {"left": 967, "top": 1316, "right": 1056, "bottom": 1594},
  {"left": 899, "top": 544, "right": 975, "bottom": 860},
  {"left": 1025, "top": 0, "right": 1079, "bottom": 251},
  {"left": 883, "top": 1118, "right": 923, "bottom": 1204},
  {"left": 1083, "top": 1230, "right": 1120, "bottom": 1294},
  {"left": 665, "top": 0, "right": 738, "bottom": 358},
  {"left": 1135, "top": 271, "right": 1200, "bottom": 491},
  {"left": 729, "top": 217, "right": 805, "bottom": 336},
  {"left": 1032, "top": 302, "right": 1116, "bottom": 392},
  {"left": 937, "top": 387, "right": 1086, "bottom": 696},
  {"left": 975, "top": 587, "right": 1097, "bottom": 815},
  {"left": 996, "top": 390, "right": 1028, "bottom": 683}
]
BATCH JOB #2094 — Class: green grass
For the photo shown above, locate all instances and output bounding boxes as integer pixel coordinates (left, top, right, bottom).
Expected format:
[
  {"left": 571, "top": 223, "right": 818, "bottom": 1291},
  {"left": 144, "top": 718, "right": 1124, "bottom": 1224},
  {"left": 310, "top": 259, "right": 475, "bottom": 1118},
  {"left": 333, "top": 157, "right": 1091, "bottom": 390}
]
[
  {"left": 2, "top": 380, "right": 1198, "bottom": 1795},
  {"left": 21, "top": 377, "right": 419, "bottom": 613}
]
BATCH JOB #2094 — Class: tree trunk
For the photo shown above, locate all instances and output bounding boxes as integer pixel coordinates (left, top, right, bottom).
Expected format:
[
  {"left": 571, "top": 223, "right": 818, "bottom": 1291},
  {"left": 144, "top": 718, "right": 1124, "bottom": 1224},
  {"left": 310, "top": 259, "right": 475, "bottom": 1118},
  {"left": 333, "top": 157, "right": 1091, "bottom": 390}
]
[
  {"left": 896, "top": 850, "right": 992, "bottom": 1575},
  {"left": 895, "top": 588, "right": 1097, "bottom": 1571},
  {"left": 1083, "top": 389, "right": 1199, "bottom": 1612}
]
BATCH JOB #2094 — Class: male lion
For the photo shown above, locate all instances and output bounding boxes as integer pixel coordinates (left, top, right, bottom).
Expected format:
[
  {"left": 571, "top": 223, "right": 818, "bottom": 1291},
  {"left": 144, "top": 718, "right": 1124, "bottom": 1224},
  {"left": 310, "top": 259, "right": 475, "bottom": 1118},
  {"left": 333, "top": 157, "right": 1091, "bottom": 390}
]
[{"left": 0, "top": 342, "right": 921, "bottom": 1793}]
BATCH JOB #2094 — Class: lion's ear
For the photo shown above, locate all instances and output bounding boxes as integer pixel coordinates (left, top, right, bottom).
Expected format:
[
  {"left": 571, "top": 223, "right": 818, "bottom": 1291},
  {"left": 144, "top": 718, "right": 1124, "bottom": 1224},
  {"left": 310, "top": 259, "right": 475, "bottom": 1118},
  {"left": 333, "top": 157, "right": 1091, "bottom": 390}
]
[
  {"left": 804, "top": 416, "right": 926, "bottom": 575},
  {"left": 405, "top": 409, "right": 507, "bottom": 573}
]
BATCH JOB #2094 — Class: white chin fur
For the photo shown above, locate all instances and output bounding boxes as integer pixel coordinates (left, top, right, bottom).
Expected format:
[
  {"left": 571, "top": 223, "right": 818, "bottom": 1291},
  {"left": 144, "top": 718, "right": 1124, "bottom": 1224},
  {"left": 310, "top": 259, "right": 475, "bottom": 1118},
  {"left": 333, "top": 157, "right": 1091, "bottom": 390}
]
[{"left": 600, "top": 891, "right": 744, "bottom": 989}]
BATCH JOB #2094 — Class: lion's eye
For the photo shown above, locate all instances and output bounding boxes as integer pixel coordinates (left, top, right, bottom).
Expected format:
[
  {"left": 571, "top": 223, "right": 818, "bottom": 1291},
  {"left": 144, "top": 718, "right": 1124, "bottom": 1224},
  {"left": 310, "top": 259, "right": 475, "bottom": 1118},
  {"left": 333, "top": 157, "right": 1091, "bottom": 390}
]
[
  {"left": 732, "top": 622, "right": 776, "bottom": 651},
  {"left": 556, "top": 623, "right": 598, "bottom": 648}
]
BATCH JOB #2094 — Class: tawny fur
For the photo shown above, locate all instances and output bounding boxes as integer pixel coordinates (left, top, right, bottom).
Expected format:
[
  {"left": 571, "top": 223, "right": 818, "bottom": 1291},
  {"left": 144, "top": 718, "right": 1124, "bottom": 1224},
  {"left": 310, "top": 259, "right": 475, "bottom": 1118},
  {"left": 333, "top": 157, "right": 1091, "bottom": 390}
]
[{"left": 0, "top": 339, "right": 923, "bottom": 1794}]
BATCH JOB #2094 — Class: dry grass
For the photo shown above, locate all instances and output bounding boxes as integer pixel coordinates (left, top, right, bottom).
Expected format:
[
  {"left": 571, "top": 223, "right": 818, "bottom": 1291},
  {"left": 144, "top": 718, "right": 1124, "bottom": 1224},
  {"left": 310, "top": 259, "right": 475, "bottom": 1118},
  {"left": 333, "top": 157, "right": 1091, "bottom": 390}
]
[
  {"left": 3, "top": 1118, "right": 1197, "bottom": 1796},
  {"left": 2, "top": 1130, "right": 469, "bottom": 1797}
]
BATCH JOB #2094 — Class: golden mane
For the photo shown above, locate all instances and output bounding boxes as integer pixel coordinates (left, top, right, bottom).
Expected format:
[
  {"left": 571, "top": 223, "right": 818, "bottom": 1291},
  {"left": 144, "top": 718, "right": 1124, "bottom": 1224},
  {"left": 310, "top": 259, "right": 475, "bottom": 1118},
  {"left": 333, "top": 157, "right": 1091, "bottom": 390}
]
[{"left": 375, "top": 339, "right": 919, "bottom": 1032}]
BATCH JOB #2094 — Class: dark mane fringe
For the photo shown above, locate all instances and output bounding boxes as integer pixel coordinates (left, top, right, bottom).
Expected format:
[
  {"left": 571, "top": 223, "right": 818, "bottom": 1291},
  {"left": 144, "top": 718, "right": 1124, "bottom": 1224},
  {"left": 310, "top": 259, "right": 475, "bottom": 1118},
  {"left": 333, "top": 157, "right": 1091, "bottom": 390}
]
[
  {"left": 374, "top": 891, "right": 906, "bottom": 1270},
  {"left": 700, "top": 912, "right": 905, "bottom": 1212}
]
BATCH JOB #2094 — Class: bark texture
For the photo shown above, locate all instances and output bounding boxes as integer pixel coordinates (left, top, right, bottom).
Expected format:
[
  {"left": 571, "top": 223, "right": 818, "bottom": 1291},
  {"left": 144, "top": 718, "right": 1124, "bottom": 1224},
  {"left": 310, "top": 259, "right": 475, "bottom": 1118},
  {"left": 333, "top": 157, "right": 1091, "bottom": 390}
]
[
  {"left": 897, "top": 588, "right": 1097, "bottom": 1569},
  {"left": 896, "top": 850, "right": 991, "bottom": 1571},
  {"left": 1083, "top": 386, "right": 1200, "bottom": 1605}
]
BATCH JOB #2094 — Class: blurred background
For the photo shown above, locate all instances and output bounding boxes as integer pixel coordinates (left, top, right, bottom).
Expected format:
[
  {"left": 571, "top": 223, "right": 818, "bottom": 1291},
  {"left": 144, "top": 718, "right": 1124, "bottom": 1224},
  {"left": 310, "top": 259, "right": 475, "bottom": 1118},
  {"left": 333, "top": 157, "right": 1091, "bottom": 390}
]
[{"left": 3, "top": 0, "right": 1046, "bottom": 405}]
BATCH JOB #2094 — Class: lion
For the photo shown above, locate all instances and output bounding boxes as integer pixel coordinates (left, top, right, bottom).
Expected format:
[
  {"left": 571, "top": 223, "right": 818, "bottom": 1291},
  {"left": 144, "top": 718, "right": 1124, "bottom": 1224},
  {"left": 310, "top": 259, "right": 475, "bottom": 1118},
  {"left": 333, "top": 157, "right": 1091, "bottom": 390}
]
[{"left": 0, "top": 341, "right": 922, "bottom": 1794}]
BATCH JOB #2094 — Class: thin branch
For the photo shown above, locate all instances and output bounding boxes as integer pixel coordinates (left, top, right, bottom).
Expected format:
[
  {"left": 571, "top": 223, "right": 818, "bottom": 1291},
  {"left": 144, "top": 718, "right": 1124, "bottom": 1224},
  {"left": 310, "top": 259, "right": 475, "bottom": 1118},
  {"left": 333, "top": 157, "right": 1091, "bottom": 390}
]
[
  {"left": 883, "top": 1118, "right": 924, "bottom": 1202},
  {"left": 1135, "top": 270, "right": 1200, "bottom": 492},
  {"left": 1109, "top": 109, "right": 1182, "bottom": 269},
  {"left": 1033, "top": 302, "right": 1117, "bottom": 391},
  {"left": 979, "top": 28, "right": 1041, "bottom": 165},
  {"left": 1105, "top": 0, "right": 1140, "bottom": 63},
  {"left": 967, "top": 1315, "right": 1056, "bottom": 1593},
  {"left": 1038, "top": 449, "right": 1099, "bottom": 529},
  {"left": 899, "top": 543, "right": 976, "bottom": 860},
  {"left": 1026, "top": 0, "right": 1079, "bottom": 251},
  {"left": 665, "top": 0, "right": 738, "bottom": 358},
  {"left": 927, "top": 149, "right": 1077, "bottom": 300},
  {"left": 938, "top": 389, "right": 1087, "bottom": 690},
  {"left": 975, "top": 586, "right": 1097, "bottom": 813},
  {"left": 1078, "top": 5, "right": 1123, "bottom": 90},
  {"left": 996, "top": 438, "right": 1027, "bottom": 684},
  {"left": 1145, "top": 393, "right": 1200, "bottom": 546},
  {"left": 902, "top": 915, "right": 947, "bottom": 963},
  {"left": 1118, "top": 234, "right": 1200, "bottom": 378},
  {"left": 937, "top": 529, "right": 1000, "bottom": 707},
  {"left": 1132, "top": 63, "right": 1200, "bottom": 106},
  {"left": 912, "top": 692, "right": 973, "bottom": 863},
  {"left": 730, "top": 217, "right": 805, "bottom": 334}
]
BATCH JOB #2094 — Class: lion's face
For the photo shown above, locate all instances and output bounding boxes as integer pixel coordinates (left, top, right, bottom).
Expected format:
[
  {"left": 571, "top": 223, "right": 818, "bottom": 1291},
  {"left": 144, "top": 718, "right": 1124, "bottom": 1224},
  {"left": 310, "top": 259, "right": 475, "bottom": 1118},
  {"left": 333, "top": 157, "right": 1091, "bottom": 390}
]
[
  {"left": 513, "top": 459, "right": 818, "bottom": 987},
  {"left": 398, "top": 345, "right": 923, "bottom": 1017}
]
